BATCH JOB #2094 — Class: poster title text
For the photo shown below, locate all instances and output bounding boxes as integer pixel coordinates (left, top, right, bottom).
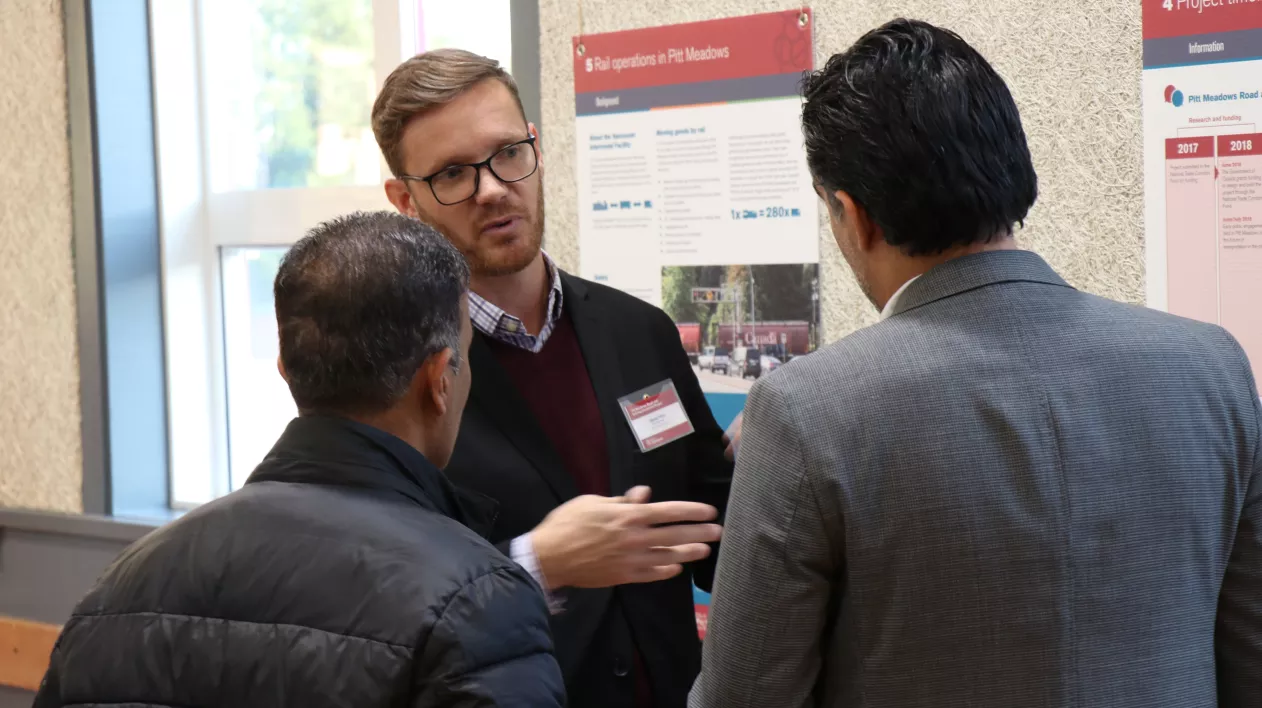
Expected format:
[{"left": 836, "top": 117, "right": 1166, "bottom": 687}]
[{"left": 588, "top": 46, "right": 731, "bottom": 73}]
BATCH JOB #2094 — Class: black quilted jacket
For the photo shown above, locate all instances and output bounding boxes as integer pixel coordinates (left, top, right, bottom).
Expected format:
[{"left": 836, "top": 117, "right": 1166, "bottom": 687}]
[{"left": 33, "top": 415, "right": 565, "bottom": 707}]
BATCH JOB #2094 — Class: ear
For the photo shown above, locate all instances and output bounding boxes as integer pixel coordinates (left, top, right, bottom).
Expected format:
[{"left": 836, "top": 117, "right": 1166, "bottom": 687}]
[
  {"left": 419, "top": 347, "right": 457, "bottom": 416},
  {"left": 385, "top": 178, "right": 420, "bottom": 218},
  {"left": 276, "top": 355, "right": 287, "bottom": 382},
  {"left": 528, "top": 122, "right": 543, "bottom": 167},
  {"left": 833, "top": 190, "right": 882, "bottom": 253}
]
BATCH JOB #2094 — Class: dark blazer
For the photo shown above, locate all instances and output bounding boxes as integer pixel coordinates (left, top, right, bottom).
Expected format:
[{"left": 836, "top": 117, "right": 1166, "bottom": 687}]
[
  {"left": 447, "top": 272, "right": 733, "bottom": 708},
  {"left": 34, "top": 416, "right": 565, "bottom": 708}
]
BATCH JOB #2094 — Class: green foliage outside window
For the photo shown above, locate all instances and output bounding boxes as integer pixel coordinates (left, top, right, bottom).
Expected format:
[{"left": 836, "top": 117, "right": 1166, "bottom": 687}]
[{"left": 253, "top": 0, "right": 374, "bottom": 188}]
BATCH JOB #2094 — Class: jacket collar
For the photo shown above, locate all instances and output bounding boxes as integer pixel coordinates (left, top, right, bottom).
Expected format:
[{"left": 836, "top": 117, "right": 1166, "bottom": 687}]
[
  {"left": 888, "top": 250, "right": 1073, "bottom": 318},
  {"left": 245, "top": 415, "right": 499, "bottom": 538}
]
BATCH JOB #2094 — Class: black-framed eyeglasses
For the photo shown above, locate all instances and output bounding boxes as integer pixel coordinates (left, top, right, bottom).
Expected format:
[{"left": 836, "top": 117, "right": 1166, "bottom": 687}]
[{"left": 399, "top": 137, "right": 538, "bottom": 206}]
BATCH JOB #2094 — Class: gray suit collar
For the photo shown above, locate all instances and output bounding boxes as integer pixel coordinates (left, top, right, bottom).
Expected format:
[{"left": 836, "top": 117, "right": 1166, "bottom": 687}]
[{"left": 888, "top": 250, "right": 1073, "bottom": 318}]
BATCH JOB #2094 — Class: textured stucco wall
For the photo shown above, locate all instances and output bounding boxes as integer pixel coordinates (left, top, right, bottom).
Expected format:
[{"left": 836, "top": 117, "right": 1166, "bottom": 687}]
[
  {"left": 538, "top": 0, "right": 1143, "bottom": 342},
  {"left": 0, "top": 1, "right": 82, "bottom": 512}
]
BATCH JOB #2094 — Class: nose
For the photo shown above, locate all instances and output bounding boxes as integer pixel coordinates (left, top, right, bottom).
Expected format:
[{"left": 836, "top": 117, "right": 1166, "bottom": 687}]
[{"left": 473, "top": 164, "right": 510, "bottom": 205}]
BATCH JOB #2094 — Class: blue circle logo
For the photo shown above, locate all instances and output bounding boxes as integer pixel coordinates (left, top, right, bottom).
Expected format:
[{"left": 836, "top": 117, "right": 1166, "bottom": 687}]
[{"left": 1172, "top": 90, "right": 1184, "bottom": 107}]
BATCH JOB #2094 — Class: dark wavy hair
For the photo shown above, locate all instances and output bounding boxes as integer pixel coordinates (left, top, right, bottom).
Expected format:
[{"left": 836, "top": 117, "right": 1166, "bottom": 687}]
[{"left": 802, "top": 19, "right": 1038, "bottom": 255}]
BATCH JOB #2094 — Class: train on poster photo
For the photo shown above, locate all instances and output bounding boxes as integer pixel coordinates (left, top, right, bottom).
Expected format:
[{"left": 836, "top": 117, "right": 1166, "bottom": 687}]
[{"left": 664, "top": 263, "right": 821, "bottom": 391}]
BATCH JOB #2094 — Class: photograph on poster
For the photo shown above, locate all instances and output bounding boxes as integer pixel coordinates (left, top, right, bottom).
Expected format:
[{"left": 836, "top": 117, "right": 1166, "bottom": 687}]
[{"left": 664, "top": 264, "right": 820, "bottom": 394}]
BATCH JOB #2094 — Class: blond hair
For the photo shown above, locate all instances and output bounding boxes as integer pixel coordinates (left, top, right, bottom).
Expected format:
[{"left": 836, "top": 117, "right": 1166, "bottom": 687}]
[{"left": 372, "top": 48, "right": 525, "bottom": 176}]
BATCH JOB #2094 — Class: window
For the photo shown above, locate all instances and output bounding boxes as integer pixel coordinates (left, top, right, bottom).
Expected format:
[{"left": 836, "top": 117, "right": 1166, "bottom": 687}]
[
  {"left": 221, "top": 247, "right": 291, "bottom": 490},
  {"left": 202, "top": 0, "right": 379, "bottom": 192},
  {"left": 152, "top": 0, "right": 524, "bottom": 505},
  {"left": 203, "top": 0, "right": 383, "bottom": 490},
  {"left": 417, "top": 0, "right": 512, "bottom": 71}
]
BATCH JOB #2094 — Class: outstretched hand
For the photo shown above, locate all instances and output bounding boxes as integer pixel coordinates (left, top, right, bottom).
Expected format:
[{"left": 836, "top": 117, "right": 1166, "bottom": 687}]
[{"left": 531, "top": 486, "right": 722, "bottom": 590}]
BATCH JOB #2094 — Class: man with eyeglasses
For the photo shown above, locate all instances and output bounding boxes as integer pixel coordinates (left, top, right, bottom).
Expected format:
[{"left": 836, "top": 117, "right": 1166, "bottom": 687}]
[{"left": 372, "top": 49, "right": 733, "bottom": 708}]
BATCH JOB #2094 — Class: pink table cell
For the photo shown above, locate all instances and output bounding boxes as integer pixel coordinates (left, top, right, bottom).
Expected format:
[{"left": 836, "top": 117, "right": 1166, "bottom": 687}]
[
  {"left": 1165, "top": 136, "right": 1219, "bottom": 325},
  {"left": 1217, "top": 133, "right": 1262, "bottom": 381}
]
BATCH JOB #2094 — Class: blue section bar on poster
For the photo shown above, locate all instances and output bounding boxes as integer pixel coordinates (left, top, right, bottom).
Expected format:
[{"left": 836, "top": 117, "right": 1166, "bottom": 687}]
[{"left": 1143, "top": 27, "right": 1262, "bottom": 68}]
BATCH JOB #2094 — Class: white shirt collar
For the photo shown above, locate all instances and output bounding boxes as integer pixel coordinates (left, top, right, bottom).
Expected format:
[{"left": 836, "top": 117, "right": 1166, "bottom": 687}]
[{"left": 880, "top": 275, "right": 919, "bottom": 320}]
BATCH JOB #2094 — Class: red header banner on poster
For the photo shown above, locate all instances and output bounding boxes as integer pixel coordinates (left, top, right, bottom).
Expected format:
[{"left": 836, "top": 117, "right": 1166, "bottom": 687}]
[
  {"left": 1142, "top": 0, "right": 1262, "bottom": 40},
  {"left": 573, "top": 9, "right": 813, "bottom": 94}
]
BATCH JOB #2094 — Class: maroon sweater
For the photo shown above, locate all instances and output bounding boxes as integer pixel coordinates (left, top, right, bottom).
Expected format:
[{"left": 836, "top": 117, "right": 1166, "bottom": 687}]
[
  {"left": 485, "top": 312, "right": 655, "bottom": 708},
  {"left": 484, "top": 313, "right": 611, "bottom": 497}
]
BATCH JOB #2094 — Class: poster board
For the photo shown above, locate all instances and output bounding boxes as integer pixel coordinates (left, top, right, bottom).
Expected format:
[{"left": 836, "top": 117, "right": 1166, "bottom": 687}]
[
  {"left": 571, "top": 10, "right": 818, "bottom": 427},
  {"left": 572, "top": 9, "right": 816, "bottom": 637},
  {"left": 1143, "top": 1, "right": 1262, "bottom": 379}
]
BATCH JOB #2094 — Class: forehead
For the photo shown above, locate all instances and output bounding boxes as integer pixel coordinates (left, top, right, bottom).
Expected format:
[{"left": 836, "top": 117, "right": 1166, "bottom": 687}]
[{"left": 398, "top": 79, "right": 527, "bottom": 175}]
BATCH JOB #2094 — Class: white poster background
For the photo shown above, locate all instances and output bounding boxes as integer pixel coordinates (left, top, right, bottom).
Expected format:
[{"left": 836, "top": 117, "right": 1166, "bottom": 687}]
[
  {"left": 1142, "top": 60, "right": 1262, "bottom": 311},
  {"left": 576, "top": 98, "right": 818, "bottom": 306}
]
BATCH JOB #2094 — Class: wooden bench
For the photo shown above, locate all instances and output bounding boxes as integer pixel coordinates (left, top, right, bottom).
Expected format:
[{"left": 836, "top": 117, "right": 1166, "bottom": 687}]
[{"left": 0, "top": 617, "right": 59, "bottom": 692}]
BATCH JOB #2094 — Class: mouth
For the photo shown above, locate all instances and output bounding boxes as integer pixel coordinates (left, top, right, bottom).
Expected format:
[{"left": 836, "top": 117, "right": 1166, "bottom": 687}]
[{"left": 480, "top": 216, "right": 521, "bottom": 237}]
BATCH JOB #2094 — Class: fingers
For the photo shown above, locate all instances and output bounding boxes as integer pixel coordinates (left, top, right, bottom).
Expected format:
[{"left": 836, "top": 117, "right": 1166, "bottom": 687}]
[
  {"left": 638, "top": 523, "right": 723, "bottom": 549},
  {"left": 624, "top": 486, "right": 652, "bottom": 504},
  {"left": 626, "top": 563, "right": 684, "bottom": 584},
  {"left": 629, "top": 500, "right": 718, "bottom": 525},
  {"left": 599, "top": 487, "right": 648, "bottom": 504},
  {"left": 621, "top": 544, "right": 713, "bottom": 584},
  {"left": 638, "top": 543, "right": 713, "bottom": 567}
]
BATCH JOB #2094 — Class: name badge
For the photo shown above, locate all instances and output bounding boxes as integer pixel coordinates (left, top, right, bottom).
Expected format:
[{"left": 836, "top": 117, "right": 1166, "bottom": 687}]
[{"left": 617, "top": 380, "right": 695, "bottom": 452}]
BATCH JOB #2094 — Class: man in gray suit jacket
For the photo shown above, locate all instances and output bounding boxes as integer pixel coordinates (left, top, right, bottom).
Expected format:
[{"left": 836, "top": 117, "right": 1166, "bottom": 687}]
[{"left": 690, "top": 18, "right": 1262, "bottom": 708}]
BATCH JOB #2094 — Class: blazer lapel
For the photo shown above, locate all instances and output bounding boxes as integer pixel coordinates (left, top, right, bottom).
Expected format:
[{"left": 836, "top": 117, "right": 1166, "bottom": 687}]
[
  {"left": 468, "top": 333, "right": 581, "bottom": 502},
  {"left": 562, "top": 273, "right": 638, "bottom": 497}
]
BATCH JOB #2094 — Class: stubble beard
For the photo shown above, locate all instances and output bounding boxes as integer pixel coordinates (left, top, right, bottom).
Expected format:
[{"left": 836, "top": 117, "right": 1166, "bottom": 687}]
[{"left": 468, "top": 188, "right": 547, "bottom": 278}]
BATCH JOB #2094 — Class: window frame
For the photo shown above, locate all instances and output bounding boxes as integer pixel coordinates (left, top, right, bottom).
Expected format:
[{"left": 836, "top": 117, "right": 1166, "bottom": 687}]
[{"left": 67, "top": 0, "right": 174, "bottom": 520}]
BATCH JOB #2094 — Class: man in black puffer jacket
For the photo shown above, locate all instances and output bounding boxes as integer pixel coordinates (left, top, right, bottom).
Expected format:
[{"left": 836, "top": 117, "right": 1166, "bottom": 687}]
[{"left": 33, "top": 211, "right": 566, "bottom": 707}]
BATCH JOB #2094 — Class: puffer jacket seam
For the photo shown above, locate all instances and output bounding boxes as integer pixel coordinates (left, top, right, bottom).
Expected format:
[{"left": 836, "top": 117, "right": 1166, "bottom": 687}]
[
  {"left": 63, "top": 703, "right": 197, "bottom": 707},
  {"left": 66, "top": 610, "right": 413, "bottom": 650},
  {"left": 413, "top": 565, "right": 531, "bottom": 663}
]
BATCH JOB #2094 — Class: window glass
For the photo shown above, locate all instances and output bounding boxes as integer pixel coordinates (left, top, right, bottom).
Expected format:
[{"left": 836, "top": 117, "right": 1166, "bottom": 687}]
[
  {"left": 417, "top": 0, "right": 512, "bottom": 72},
  {"left": 203, "top": 0, "right": 378, "bottom": 191},
  {"left": 221, "top": 247, "right": 293, "bottom": 487}
]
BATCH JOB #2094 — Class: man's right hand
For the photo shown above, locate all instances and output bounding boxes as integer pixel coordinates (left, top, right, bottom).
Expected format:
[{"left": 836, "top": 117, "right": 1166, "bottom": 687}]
[{"left": 530, "top": 486, "right": 722, "bottom": 590}]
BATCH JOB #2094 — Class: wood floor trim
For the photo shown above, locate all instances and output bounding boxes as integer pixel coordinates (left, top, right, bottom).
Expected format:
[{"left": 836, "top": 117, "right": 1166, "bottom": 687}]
[{"left": 0, "top": 616, "right": 59, "bottom": 692}]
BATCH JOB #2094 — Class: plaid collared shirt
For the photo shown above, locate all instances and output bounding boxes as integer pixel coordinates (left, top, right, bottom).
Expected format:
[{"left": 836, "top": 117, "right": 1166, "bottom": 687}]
[{"left": 468, "top": 251, "right": 565, "bottom": 353}]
